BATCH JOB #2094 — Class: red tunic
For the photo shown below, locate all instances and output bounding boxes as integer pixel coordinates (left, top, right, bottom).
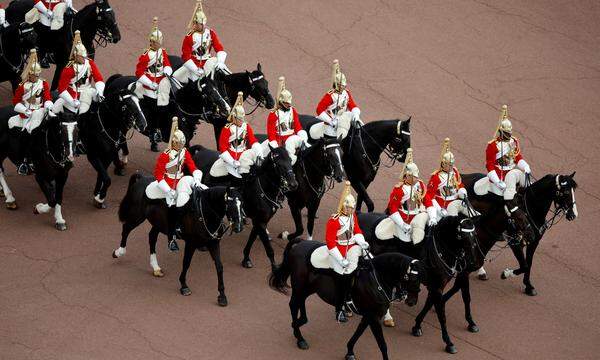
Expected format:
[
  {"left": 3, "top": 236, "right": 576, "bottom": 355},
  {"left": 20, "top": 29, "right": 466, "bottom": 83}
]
[
  {"left": 34, "top": 0, "right": 63, "bottom": 10},
  {"left": 266, "top": 107, "right": 302, "bottom": 145},
  {"left": 486, "top": 137, "right": 524, "bottom": 180},
  {"left": 218, "top": 123, "right": 258, "bottom": 160},
  {"left": 153, "top": 149, "right": 198, "bottom": 189},
  {"left": 12, "top": 80, "right": 52, "bottom": 119},
  {"left": 325, "top": 213, "right": 363, "bottom": 257},
  {"left": 135, "top": 48, "right": 172, "bottom": 85},
  {"left": 181, "top": 29, "right": 224, "bottom": 68},
  {"left": 57, "top": 59, "right": 104, "bottom": 99},
  {"left": 316, "top": 89, "right": 358, "bottom": 116},
  {"left": 386, "top": 181, "right": 433, "bottom": 222},
  {"left": 426, "top": 168, "right": 465, "bottom": 209}
]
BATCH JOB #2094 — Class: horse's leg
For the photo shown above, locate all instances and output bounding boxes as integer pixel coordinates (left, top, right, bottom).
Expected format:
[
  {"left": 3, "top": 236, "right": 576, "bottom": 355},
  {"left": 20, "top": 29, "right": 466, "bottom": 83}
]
[
  {"left": 282, "top": 204, "right": 304, "bottom": 241},
  {"left": 148, "top": 226, "right": 164, "bottom": 277},
  {"left": 179, "top": 240, "right": 196, "bottom": 296},
  {"left": 502, "top": 244, "right": 528, "bottom": 282},
  {"left": 208, "top": 242, "right": 228, "bottom": 306},
  {"left": 291, "top": 293, "right": 309, "bottom": 350},
  {"left": 0, "top": 168, "right": 17, "bottom": 209},
  {"left": 242, "top": 225, "right": 259, "bottom": 268},
  {"left": 52, "top": 172, "right": 68, "bottom": 230},
  {"left": 457, "top": 272, "right": 479, "bottom": 332},
  {"left": 344, "top": 316, "right": 370, "bottom": 360},
  {"left": 88, "top": 156, "right": 107, "bottom": 208},
  {"left": 432, "top": 290, "right": 456, "bottom": 353},
  {"left": 368, "top": 316, "right": 389, "bottom": 360},
  {"left": 412, "top": 291, "right": 435, "bottom": 337},
  {"left": 33, "top": 173, "right": 54, "bottom": 215},
  {"left": 522, "top": 241, "right": 540, "bottom": 296},
  {"left": 352, "top": 181, "right": 374, "bottom": 212},
  {"left": 112, "top": 221, "right": 137, "bottom": 258},
  {"left": 114, "top": 144, "right": 127, "bottom": 176},
  {"left": 256, "top": 222, "right": 277, "bottom": 270},
  {"left": 355, "top": 191, "right": 364, "bottom": 213},
  {"left": 306, "top": 201, "right": 320, "bottom": 240}
]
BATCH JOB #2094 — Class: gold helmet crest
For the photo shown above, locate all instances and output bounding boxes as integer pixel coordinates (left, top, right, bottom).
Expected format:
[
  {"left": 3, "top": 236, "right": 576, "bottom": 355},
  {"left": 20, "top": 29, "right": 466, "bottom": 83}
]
[
  {"left": 167, "top": 117, "right": 185, "bottom": 151},
  {"left": 439, "top": 137, "right": 455, "bottom": 169},
  {"left": 188, "top": 0, "right": 207, "bottom": 29},
  {"left": 495, "top": 104, "right": 513, "bottom": 137},
  {"left": 336, "top": 181, "right": 356, "bottom": 216},
  {"left": 275, "top": 76, "right": 292, "bottom": 109},
  {"left": 148, "top": 17, "right": 164, "bottom": 45},
  {"left": 228, "top": 92, "right": 245, "bottom": 122},
  {"left": 21, "top": 49, "right": 42, "bottom": 83},
  {"left": 69, "top": 30, "right": 87, "bottom": 60},
  {"left": 331, "top": 59, "right": 347, "bottom": 91},
  {"left": 399, "top": 148, "right": 419, "bottom": 180}
]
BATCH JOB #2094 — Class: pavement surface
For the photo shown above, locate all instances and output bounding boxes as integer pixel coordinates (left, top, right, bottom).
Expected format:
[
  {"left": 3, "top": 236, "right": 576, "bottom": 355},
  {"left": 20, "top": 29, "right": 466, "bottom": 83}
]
[{"left": 1, "top": 0, "right": 599, "bottom": 359}]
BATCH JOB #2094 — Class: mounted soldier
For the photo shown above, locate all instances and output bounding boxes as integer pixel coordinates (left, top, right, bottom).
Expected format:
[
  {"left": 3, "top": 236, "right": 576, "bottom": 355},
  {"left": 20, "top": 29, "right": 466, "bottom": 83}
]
[
  {"left": 210, "top": 92, "right": 264, "bottom": 179},
  {"left": 173, "top": 0, "right": 228, "bottom": 85},
  {"left": 0, "top": 4, "right": 8, "bottom": 28},
  {"left": 53, "top": 31, "right": 105, "bottom": 117},
  {"left": 324, "top": 181, "right": 369, "bottom": 322},
  {"left": 264, "top": 76, "right": 308, "bottom": 165},
  {"left": 426, "top": 138, "right": 475, "bottom": 221},
  {"left": 145, "top": 118, "right": 207, "bottom": 252},
  {"left": 377, "top": 148, "right": 435, "bottom": 244},
  {"left": 311, "top": 59, "right": 363, "bottom": 140},
  {"left": 8, "top": 49, "right": 54, "bottom": 175},
  {"left": 134, "top": 17, "right": 173, "bottom": 152},
  {"left": 474, "top": 105, "right": 531, "bottom": 209},
  {"left": 25, "top": 0, "right": 75, "bottom": 68}
]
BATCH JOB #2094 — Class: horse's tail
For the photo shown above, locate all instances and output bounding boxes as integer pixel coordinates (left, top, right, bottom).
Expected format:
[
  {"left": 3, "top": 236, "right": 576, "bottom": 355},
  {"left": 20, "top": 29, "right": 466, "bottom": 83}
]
[
  {"left": 118, "top": 172, "right": 143, "bottom": 223},
  {"left": 268, "top": 238, "right": 301, "bottom": 294},
  {"left": 105, "top": 73, "right": 122, "bottom": 88}
]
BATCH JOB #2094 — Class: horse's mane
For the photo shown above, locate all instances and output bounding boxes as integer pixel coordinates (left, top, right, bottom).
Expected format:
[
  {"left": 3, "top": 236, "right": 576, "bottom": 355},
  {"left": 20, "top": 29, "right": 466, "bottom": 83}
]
[{"left": 420, "top": 216, "right": 461, "bottom": 271}]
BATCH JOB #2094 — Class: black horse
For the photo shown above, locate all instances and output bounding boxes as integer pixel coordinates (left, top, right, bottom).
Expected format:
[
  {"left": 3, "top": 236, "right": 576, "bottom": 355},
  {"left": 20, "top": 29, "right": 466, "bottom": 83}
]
[
  {"left": 464, "top": 172, "right": 578, "bottom": 296},
  {"left": 0, "top": 105, "right": 78, "bottom": 229},
  {"left": 6, "top": 0, "right": 121, "bottom": 89},
  {"left": 269, "top": 238, "right": 425, "bottom": 360},
  {"left": 192, "top": 145, "right": 298, "bottom": 269},
  {"left": 114, "top": 173, "right": 244, "bottom": 306},
  {"left": 357, "top": 213, "right": 479, "bottom": 353},
  {"left": 106, "top": 72, "right": 229, "bottom": 153},
  {"left": 300, "top": 116, "right": 411, "bottom": 212},
  {"left": 0, "top": 21, "right": 38, "bottom": 90},
  {"left": 278, "top": 136, "right": 346, "bottom": 241},
  {"left": 79, "top": 76, "right": 147, "bottom": 208}
]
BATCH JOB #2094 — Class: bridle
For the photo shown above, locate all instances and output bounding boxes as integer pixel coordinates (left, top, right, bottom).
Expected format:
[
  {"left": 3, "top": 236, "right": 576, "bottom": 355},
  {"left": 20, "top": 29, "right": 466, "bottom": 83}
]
[
  {"left": 0, "top": 23, "right": 33, "bottom": 73},
  {"left": 244, "top": 73, "right": 269, "bottom": 115},
  {"left": 428, "top": 219, "right": 475, "bottom": 277},
  {"left": 298, "top": 141, "right": 341, "bottom": 196},
  {"left": 45, "top": 118, "right": 77, "bottom": 168},
  {"left": 95, "top": 93, "right": 139, "bottom": 148},
  {"left": 94, "top": 3, "right": 117, "bottom": 48},
  {"left": 349, "top": 120, "right": 410, "bottom": 171},
  {"left": 256, "top": 151, "right": 293, "bottom": 209}
]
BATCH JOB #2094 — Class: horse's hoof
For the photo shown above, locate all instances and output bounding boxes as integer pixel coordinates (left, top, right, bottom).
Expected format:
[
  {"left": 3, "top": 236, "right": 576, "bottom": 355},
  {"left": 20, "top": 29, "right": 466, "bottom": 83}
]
[
  {"left": 525, "top": 287, "right": 538, "bottom": 296},
  {"left": 112, "top": 250, "right": 118, "bottom": 259},
  {"left": 0, "top": 188, "right": 4, "bottom": 197},
  {"left": 180, "top": 287, "right": 192, "bottom": 296},
  {"left": 500, "top": 270, "right": 508, "bottom": 280},
  {"left": 153, "top": 269, "right": 164, "bottom": 277},
  {"left": 477, "top": 273, "right": 489, "bottom": 281},
  {"left": 468, "top": 324, "right": 479, "bottom": 333},
  {"left": 217, "top": 295, "right": 228, "bottom": 307},
  {"left": 297, "top": 339, "right": 309, "bottom": 350},
  {"left": 33, "top": 206, "right": 39, "bottom": 214},
  {"left": 345, "top": 354, "right": 356, "bottom": 360},
  {"left": 6, "top": 201, "right": 18, "bottom": 210},
  {"left": 55, "top": 222, "right": 67, "bottom": 231},
  {"left": 93, "top": 200, "right": 107, "bottom": 209},
  {"left": 241, "top": 259, "right": 253, "bottom": 268},
  {"left": 383, "top": 318, "right": 395, "bottom": 327},
  {"left": 411, "top": 326, "right": 423, "bottom": 337},
  {"left": 114, "top": 167, "right": 126, "bottom": 176},
  {"left": 345, "top": 310, "right": 353, "bottom": 318},
  {"left": 445, "top": 344, "right": 458, "bottom": 354}
]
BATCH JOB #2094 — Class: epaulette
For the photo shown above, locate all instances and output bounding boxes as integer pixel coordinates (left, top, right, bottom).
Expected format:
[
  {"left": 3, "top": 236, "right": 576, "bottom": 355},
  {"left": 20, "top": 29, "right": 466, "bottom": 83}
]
[
  {"left": 331, "top": 213, "right": 340, "bottom": 219},
  {"left": 224, "top": 123, "right": 232, "bottom": 129},
  {"left": 327, "top": 89, "right": 335, "bottom": 95},
  {"left": 487, "top": 138, "right": 496, "bottom": 144},
  {"left": 66, "top": 60, "right": 75, "bottom": 68}
]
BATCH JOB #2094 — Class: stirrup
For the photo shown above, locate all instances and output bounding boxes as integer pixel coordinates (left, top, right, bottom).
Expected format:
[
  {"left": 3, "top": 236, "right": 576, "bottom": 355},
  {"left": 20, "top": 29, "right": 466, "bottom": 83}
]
[
  {"left": 17, "top": 163, "right": 30, "bottom": 176},
  {"left": 336, "top": 310, "right": 348, "bottom": 323},
  {"left": 168, "top": 238, "right": 179, "bottom": 252}
]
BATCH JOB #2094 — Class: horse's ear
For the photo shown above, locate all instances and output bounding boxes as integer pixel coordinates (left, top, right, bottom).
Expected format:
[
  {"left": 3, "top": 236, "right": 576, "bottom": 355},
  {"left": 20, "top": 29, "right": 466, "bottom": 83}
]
[
  {"left": 257, "top": 63, "right": 262, "bottom": 72},
  {"left": 337, "top": 134, "right": 343, "bottom": 143},
  {"left": 570, "top": 171, "right": 576, "bottom": 178},
  {"left": 405, "top": 116, "right": 411, "bottom": 125}
]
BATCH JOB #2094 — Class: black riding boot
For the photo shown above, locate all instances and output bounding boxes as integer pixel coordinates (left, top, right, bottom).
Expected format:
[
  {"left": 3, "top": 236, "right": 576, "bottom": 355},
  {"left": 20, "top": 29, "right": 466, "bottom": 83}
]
[
  {"left": 17, "top": 132, "right": 34, "bottom": 176},
  {"left": 334, "top": 274, "right": 352, "bottom": 323},
  {"left": 167, "top": 206, "right": 180, "bottom": 252}
]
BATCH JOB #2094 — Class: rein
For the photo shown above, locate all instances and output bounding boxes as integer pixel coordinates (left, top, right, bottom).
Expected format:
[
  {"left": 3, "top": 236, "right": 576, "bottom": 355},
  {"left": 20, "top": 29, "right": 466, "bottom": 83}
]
[
  {"left": 297, "top": 144, "right": 338, "bottom": 196},
  {"left": 191, "top": 189, "right": 231, "bottom": 240},
  {"left": 427, "top": 225, "right": 468, "bottom": 278},
  {"left": 522, "top": 174, "right": 567, "bottom": 239},
  {"left": 0, "top": 25, "right": 28, "bottom": 73},
  {"left": 96, "top": 99, "right": 134, "bottom": 148},
  {"left": 350, "top": 123, "right": 407, "bottom": 171}
]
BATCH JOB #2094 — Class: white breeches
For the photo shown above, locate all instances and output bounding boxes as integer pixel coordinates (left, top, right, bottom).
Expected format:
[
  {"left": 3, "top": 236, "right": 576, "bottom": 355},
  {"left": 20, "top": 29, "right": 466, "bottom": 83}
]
[
  {"left": 134, "top": 77, "right": 171, "bottom": 106},
  {"left": 309, "top": 112, "right": 352, "bottom": 140},
  {"left": 210, "top": 149, "right": 259, "bottom": 178},
  {"left": 145, "top": 176, "right": 195, "bottom": 207},
  {"left": 7, "top": 109, "right": 45, "bottom": 133},
  {"left": 410, "top": 212, "right": 429, "bottom": 244},
  {"left": 330, "top": 246, "right": 362, "bottom": 275},
  {"left": 446, "top": 199, "right": 471, "bottom": 217},
  {"left": 53, "top": 88, "right": 98, "bottom": 114},
  {"left": 173, "top": 57, "right": 220, "bottom": 84},
  {"left": 36, "top": 3, "right": 67, "bottom": 29},
  {"left": 503, "top": 169, "right": 526, "bottom": 200},
  {"left": 261, "top": 135, "right": 303, "bottom": 165}
]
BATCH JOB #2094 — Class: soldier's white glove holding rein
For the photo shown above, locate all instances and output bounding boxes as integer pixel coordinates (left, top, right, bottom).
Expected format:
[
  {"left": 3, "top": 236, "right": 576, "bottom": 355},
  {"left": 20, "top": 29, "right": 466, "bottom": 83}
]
[
  {"left": 164, "top": 66, "right": 173, "bottom": 77},
  {"left": 427, "top": 206, "right": 438, "bottom": 227},
  {"left": 458, "top": 187, "right": 468, "bottom": 199},
  {"left": 192, "top": 170, "right": 208, "bottom": 190},
  {"left": 488, "top": 170, "right": 506, "bottom": 190},
  {"left": 354, "top": 233, "right": 370, "bottom": 250},
  {"left": 518, "top": 159, "right": 531, "bottom": 175},
  {"left": 391, "top": 212, "right": 411, "bottom": 233}
]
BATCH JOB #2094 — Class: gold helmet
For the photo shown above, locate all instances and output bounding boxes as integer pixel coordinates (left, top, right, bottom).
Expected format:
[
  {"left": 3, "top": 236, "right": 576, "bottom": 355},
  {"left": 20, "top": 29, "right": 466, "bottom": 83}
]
[
  {"left": 148, "top": 17, "right": 163, "bottom": 45},
  {"left": 228, "top": 92, "right": 245, "bottom": 122},
  {"left": 167, "top": 117, "right": 185, "bottom": 151},
  {"left": 21, "top": 49, "right": 42, "bottom": 83},
  {"left": 331, "top": 59, "right": 347, "bottom": 91},
  {"left": 495, "top": 104, "right": 513, "bottom": 137},
  {"left": 275, "top": 76, "right": 292, "bottom": 109},
  {"left": 188, "top": 0, "right": 207, "bottom": 29},
  {"left": 336, "top": 181, "right": 356, "bottom": 216},
  {"left": 439, "top": 137, "right": 455, "bottom": 168},
  {"left": 69, "top": 30, "right": 87, "bottom": 59},
  {"left": 399, "top": 148, "right": 419, "bottom": 179}
]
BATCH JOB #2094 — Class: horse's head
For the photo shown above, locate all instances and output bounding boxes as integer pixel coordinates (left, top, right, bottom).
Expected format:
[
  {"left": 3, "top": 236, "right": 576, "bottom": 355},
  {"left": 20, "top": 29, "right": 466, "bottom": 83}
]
[
  {"left": 401, "top": 259, "right": 425, "bottom": 307},
  {"left": 246, "top": 63, "right": 275, "bottom": 109},
  {"left": 505, "top": 201, "right": 535, "bottom": 244},
  {"left": 95, "top": 0, "right": 121, "bottom": 43},
  {"left": 50, "top": 115, "right": 79, "bottom": 163},
  {"left": 266, "top": 145, "right": 298, "bottom": 192},
  {"left": 114, "top": 89, "right": 147, "bottom": 132},
  {"left": 18, "top": 22, "right": 38, "bottom": 51},
  {"left": 323, "top": 136, "right": 346, "bottom": 182},
  {"left": 390, "top": 117, "right": 411, "bottom": 162},
  {"left": 198, "top": 77, "right": 230, "bottom": 116},
  {"left": 455, "top": 217, "right": 479, "bottom": 268},
  {"left": 225, "top": 187, "right": 244, "bottom": 233},
  {"left": 554, "top": 172, "right": 578, "bottom": 221}
]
